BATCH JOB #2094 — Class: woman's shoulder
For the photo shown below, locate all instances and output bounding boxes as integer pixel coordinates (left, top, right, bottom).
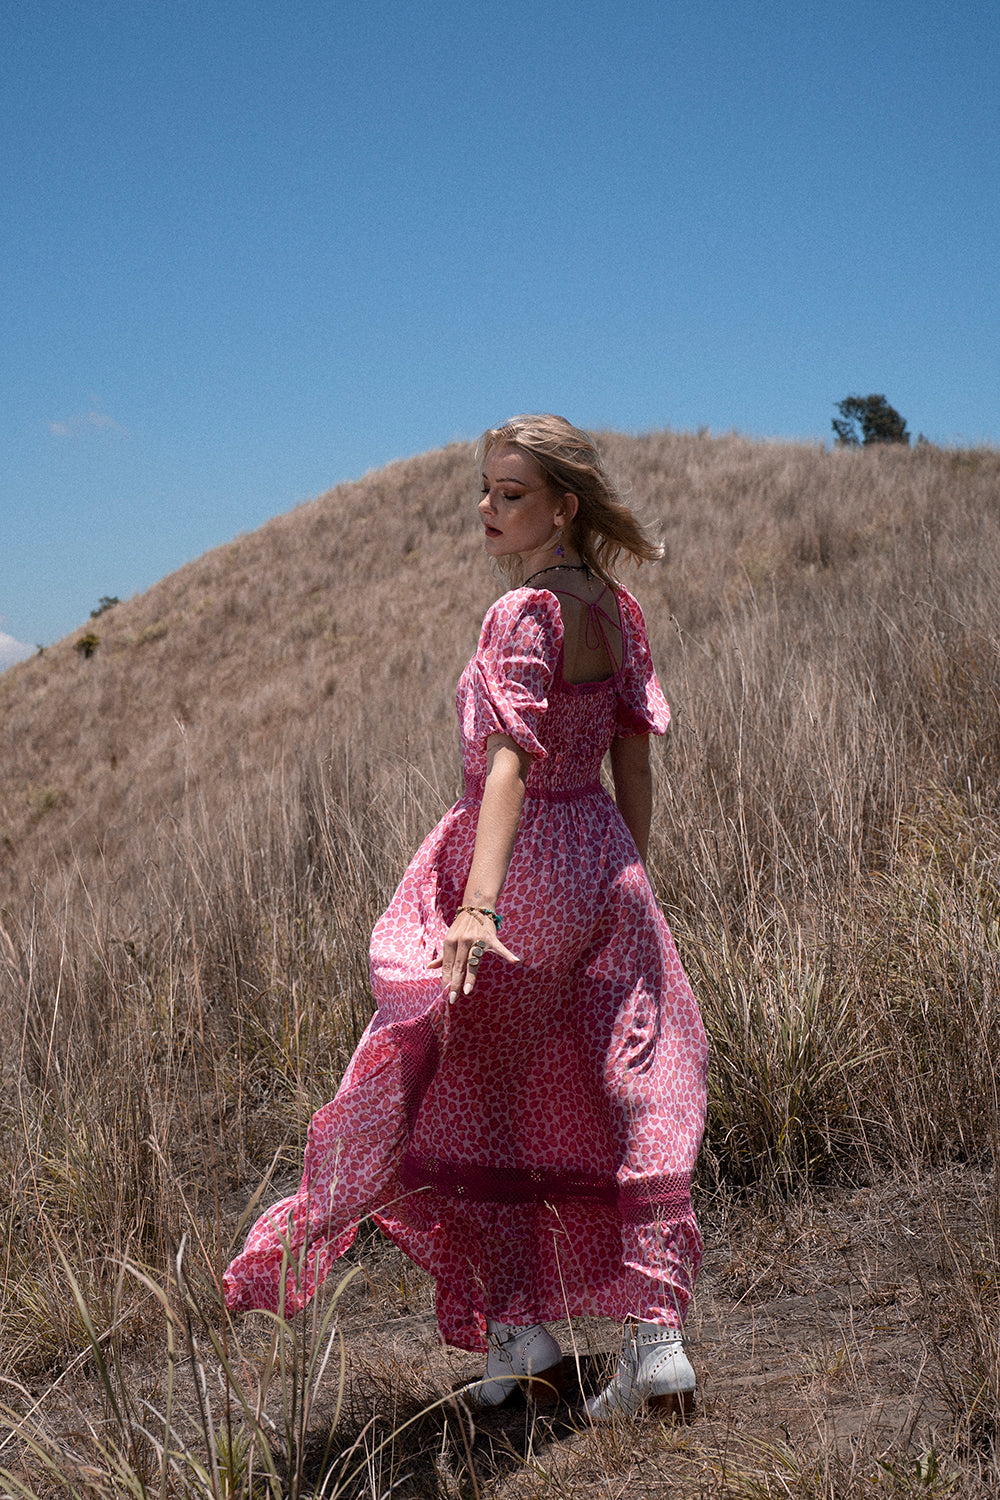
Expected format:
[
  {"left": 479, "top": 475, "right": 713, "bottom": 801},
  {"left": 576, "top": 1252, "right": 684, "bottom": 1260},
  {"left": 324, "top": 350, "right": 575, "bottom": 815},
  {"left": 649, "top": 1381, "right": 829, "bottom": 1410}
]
[
  {"left": 480, "top": 586, "right": 564, "bottom": 639},
  {"left": 474, "top": 588, "right": 565, "bottom": 679},
  {"left": 610, "top": 586, "right": 669, "bottom": 733},
  {"left": 616, "top": 584, "right": 659, "bottom": 641},
  {"left": 613, "top": 584, "right": 645, "bottom": 624}
]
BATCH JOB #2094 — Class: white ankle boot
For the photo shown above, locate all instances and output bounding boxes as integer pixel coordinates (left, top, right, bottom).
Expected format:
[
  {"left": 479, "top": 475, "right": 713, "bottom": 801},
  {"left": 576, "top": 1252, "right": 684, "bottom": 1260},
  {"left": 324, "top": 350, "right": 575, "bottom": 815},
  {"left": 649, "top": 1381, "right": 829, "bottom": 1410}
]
[
  {"left": 585, "top": 1321, "right": 695, "bottom": 1421},
  {"left": 461, "top": 1320, "right": 564, "bottom": 1408}
]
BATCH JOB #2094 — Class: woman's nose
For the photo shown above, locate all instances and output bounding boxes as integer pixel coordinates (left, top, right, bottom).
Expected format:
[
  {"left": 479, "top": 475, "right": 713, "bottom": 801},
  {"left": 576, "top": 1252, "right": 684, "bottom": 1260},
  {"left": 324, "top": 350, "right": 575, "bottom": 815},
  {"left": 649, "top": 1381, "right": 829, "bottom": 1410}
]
[{"left": 478, "top": 490, "right": 495, "bottom": 516}]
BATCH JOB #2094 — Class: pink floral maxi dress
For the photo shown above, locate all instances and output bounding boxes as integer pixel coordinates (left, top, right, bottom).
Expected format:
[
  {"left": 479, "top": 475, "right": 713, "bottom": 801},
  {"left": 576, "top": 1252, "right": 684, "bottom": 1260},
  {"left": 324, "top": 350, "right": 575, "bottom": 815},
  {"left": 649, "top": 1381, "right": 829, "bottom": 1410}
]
[{"left": 224, "top": 586, "right": 708, "bottom": 1351}]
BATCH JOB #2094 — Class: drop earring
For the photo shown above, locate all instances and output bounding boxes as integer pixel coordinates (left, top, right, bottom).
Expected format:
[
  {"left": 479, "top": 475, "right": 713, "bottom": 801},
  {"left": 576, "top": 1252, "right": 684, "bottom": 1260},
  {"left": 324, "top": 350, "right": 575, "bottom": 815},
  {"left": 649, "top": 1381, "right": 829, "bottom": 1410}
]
[{"left": 555, "top": 527, "right": 564, "bottom": 558}]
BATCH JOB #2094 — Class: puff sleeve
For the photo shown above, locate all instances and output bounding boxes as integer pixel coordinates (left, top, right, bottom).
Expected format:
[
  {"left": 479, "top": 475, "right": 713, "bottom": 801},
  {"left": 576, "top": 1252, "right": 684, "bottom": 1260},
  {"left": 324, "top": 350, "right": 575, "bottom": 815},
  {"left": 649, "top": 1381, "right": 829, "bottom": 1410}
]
[
  {"left": 460, "top": 588, "right": 563, "bottom": 761},
  {"left": 614, "top": 589, "right": 671, "bottom": 737}
]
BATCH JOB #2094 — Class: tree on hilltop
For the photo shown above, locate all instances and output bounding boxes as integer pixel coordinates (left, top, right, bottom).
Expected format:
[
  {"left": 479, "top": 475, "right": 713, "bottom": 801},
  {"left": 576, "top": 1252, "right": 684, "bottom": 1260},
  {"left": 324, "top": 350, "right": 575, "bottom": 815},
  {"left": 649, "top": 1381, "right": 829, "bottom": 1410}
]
[{"left": 832, "top": 395, "right": 910, "bottom": 447}]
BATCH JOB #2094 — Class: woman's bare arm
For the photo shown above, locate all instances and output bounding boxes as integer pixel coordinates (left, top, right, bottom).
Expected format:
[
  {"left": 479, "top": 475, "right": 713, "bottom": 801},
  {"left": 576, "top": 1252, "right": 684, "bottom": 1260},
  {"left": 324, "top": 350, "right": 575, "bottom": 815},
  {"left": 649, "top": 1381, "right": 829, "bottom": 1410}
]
[
  {"left": 433, "top": 733, "right": 529, "bottom": 1003},
  {"left": 609, "top": 733, "right": 653, "bottom": 863}
]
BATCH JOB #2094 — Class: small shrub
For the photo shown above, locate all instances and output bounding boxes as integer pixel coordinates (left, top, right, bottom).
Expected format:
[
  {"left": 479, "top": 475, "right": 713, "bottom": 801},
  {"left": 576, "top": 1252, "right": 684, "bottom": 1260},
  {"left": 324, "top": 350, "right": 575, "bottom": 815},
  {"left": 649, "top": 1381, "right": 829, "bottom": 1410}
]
[
  {"left": 90, "top": 595, "right": 120, "bottom": 618},
  {"left": 74, "top": 631, "right": 100, "bottom": 658}
]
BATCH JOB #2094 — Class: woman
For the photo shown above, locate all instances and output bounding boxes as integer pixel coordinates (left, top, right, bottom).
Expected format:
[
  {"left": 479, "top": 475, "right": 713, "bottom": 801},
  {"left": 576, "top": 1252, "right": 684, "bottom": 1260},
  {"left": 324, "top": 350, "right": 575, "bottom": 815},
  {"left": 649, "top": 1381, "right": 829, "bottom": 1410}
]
[{"left": 224, "top": 415, "right": 708, "bottom": 1420}]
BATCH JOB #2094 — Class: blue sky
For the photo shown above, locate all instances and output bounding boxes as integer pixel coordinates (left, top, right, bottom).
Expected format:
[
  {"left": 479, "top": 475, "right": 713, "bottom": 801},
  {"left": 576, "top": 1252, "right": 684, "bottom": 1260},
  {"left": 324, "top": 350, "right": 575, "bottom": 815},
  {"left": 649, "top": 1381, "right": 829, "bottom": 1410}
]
[{"left": 2, "top": 0, "right": 997, "bottom": 657}]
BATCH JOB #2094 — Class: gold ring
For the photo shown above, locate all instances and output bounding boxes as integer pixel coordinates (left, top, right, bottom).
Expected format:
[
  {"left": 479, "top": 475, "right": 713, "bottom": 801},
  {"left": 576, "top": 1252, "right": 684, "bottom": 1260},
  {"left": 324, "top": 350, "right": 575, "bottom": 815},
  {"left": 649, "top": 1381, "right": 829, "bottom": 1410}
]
[{"left": 471, "top": 941, "right": 486, "bottom": 958}]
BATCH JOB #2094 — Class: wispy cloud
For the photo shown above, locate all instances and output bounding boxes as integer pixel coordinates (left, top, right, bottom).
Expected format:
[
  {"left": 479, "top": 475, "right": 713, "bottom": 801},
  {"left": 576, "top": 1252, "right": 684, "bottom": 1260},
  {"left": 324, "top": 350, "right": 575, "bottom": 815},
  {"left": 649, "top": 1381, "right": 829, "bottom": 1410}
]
[
  {"left": 86, "top": 407, "right": 128, "bottom": 433},
  {"left": 0, "top": 632, "right": 34, "bottom": 670},
  {"left": 47, "top": 400, "right": 129, "bottom": 439}
]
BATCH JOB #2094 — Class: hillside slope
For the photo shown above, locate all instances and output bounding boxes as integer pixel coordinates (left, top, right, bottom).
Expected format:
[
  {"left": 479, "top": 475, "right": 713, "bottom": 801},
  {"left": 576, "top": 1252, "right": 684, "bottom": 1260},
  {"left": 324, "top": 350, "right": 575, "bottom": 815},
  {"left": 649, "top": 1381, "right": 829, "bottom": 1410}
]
[
  {"left": 1, "top": 442, "right": 484, "bottom": 903},
  {"left": 2, "top": 431, "right": 998, "bottom": 914}
]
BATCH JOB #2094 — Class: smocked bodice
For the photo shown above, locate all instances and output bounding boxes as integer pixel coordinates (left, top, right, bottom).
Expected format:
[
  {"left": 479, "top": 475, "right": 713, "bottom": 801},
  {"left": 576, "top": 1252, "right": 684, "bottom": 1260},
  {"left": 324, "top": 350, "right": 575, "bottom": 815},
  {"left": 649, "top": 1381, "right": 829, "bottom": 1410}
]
[
  {"left": 458, "top": 669, "right": 617, "bottom": 796},
  {"left": 456, "top": 584, "right": 669, "bottom": 800}
]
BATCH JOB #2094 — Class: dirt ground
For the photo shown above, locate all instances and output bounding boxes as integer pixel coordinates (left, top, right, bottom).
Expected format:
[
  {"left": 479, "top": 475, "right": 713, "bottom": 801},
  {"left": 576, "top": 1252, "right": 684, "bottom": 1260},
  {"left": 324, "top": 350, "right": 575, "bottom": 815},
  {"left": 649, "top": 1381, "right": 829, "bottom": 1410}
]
[
  {"left": 4, "top": 1169, "right": 989, "bottom": 1498},
  {"left": 255, "top": 1169, "right": 980, "bottom": 1497}
]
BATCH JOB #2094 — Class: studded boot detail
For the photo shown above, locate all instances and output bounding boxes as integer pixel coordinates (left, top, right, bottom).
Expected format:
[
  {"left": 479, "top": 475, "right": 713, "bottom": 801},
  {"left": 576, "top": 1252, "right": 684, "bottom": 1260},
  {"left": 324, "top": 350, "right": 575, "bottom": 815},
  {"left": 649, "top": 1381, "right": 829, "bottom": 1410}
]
[{"left": 585, "top": 1320, "right": 695, "bottom": 1421}]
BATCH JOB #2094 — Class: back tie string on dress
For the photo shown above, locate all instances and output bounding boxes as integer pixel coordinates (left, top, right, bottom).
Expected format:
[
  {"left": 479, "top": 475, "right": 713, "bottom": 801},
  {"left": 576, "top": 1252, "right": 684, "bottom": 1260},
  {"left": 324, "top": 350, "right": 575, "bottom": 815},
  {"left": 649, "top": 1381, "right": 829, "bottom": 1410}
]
[{"left": 544, "top": 583, "right": 623, "bottom": 672}]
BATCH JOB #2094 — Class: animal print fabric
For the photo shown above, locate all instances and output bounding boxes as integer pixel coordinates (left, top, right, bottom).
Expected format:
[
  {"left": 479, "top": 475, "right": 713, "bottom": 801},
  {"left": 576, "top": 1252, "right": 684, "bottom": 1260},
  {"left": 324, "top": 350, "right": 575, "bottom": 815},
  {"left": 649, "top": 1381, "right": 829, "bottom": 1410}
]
[{"left": 223, "top": 587, "right": 708, "bottom": 1352}]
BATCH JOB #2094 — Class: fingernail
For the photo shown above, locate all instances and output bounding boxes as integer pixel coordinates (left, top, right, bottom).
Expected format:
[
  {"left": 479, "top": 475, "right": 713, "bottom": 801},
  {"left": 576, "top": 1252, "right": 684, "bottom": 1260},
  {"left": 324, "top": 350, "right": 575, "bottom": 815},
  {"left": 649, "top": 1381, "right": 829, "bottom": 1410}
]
[
  {"left": 449, "top": 991, "right": 457, "bottom": 1005},
  {"left": 463, "top": 981, "right": 473, "bottom": 995}
]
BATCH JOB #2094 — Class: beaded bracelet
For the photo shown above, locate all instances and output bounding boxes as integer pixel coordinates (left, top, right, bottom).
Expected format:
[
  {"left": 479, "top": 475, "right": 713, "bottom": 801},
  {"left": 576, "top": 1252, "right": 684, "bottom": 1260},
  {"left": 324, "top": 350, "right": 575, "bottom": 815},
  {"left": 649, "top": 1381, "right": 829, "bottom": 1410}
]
[{"left": 456, "top": 904, "right": 503, "bottom": 932}]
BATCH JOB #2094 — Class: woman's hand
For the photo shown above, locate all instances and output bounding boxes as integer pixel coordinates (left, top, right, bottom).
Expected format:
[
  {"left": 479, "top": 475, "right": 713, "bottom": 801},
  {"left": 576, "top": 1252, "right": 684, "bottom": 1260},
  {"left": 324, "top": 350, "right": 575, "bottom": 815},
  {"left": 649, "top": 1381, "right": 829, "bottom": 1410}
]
[{"left": 429, "top": 908, "right": 520, "bottom": 1004}]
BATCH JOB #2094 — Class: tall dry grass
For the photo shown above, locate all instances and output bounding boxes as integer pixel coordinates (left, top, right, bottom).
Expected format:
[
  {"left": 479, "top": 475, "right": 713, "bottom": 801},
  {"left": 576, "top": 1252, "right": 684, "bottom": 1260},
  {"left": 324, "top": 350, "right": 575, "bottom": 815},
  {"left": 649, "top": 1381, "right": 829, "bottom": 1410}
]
[{"left": 2, "top": 431, "right": 1000, "bottom": 1493}]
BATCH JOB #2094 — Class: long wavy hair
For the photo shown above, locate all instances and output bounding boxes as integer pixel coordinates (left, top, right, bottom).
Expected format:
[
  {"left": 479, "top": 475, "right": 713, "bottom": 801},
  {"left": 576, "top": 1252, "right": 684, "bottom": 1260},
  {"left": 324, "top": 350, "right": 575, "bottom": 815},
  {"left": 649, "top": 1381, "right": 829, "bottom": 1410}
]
[{"left": 476, "top": 414, "right": 663, "bottom": 588}]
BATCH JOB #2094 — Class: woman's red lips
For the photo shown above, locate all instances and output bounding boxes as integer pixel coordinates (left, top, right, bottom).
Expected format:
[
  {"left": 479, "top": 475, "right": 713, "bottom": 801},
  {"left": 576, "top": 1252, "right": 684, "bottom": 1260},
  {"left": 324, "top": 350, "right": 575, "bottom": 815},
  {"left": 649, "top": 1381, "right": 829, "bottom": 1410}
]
[{"left": 484, "top": 526, "right": 501, "bottom": 537}]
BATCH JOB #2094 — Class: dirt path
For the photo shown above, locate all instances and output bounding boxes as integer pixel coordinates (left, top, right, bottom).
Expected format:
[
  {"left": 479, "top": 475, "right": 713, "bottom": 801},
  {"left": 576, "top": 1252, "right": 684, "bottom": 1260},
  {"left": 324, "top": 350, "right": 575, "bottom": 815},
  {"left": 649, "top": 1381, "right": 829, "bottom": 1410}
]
[{"left": 299, "top": 1174, "right": 975, "bottom": 1496}]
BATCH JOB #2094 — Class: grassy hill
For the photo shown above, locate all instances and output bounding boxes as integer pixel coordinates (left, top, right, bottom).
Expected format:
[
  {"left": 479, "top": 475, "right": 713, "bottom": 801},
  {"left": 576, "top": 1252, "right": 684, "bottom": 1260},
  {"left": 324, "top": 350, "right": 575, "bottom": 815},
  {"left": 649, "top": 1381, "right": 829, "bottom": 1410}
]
[
  {"left": 6, "top": 431, "right": 996, "bottom": 908},
  {"left": 2, "top": 431, "right": 1000, "bottom": 1496}
]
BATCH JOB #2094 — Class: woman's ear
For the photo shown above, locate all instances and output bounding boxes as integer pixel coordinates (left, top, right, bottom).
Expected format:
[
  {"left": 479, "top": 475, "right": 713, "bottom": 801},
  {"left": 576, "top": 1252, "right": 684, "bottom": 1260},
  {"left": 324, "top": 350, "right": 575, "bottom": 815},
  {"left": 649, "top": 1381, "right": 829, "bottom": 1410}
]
[{"left": 555, "top": 491, "right": 579, "bottom": 527}]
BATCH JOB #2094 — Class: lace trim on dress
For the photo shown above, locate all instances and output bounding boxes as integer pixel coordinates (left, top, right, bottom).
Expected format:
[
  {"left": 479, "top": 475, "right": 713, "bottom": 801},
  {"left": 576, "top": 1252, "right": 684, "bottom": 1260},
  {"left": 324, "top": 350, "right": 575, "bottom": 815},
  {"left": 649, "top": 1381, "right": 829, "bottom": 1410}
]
[{"left": 399, "top": 1152, "right": 692, "bottom": 1222}]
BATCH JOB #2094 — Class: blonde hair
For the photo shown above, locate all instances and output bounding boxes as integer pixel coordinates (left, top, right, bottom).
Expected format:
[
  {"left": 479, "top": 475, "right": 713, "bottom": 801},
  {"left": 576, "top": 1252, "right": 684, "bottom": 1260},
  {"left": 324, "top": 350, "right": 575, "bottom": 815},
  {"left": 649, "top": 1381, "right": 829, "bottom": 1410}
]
[{"left": 477, "top": 414, "right": 663, "bottom": 587}]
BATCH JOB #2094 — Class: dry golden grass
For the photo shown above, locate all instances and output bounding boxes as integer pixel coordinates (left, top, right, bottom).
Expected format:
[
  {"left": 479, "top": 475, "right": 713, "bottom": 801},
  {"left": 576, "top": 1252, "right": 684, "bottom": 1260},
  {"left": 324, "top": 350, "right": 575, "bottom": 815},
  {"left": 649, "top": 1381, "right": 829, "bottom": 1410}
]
[{"left": 2, "top": 429, "right": 1000, "bottom": 1494}]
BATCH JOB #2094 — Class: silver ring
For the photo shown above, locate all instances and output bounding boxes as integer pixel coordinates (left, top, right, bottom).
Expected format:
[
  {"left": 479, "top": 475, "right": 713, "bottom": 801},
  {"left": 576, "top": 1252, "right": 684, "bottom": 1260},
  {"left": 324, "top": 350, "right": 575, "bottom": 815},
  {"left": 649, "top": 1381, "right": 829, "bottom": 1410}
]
[{"left": 471, "top": 941, "right": 486, "bottom": 958}]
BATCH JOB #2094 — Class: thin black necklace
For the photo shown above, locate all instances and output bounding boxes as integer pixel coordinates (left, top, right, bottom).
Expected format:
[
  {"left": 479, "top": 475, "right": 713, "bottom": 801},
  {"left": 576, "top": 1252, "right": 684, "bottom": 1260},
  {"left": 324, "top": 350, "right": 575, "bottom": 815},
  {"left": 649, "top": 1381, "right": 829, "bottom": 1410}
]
[{"left": 523, "top": 562, "right": 592, "bottom": 587}]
